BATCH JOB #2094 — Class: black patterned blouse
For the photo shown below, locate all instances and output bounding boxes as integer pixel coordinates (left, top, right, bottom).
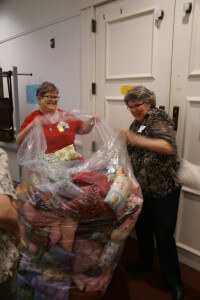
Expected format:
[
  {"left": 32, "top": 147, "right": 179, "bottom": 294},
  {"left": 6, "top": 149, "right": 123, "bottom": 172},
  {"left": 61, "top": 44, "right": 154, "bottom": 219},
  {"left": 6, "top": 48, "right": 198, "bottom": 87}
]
[{"left": 128, "top": 107, "right": 181, "bottom": 199}]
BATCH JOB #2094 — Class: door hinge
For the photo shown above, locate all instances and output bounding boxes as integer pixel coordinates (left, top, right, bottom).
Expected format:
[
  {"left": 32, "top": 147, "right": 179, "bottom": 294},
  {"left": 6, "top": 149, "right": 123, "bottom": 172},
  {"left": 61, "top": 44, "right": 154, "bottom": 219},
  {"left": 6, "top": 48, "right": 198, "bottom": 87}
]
[
  {"left": 91, "top": 19, "right": 96, "bottom": 33},
  {"left": 92, "top": 141, "right": 96, "bottom": 152},
  {"left": 172, "top": 106, "right": 179, "bottom": 131},
  {"left": 92, "top": 82, "right": 96, "bottom": 95}
]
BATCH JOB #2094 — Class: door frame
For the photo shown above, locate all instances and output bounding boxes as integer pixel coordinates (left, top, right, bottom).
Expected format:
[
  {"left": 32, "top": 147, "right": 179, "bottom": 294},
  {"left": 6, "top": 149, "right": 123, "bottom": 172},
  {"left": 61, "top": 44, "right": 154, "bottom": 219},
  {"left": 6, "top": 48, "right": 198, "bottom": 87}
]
[{"left": 81, "top": 0, "right": 116, "bottom": 115}]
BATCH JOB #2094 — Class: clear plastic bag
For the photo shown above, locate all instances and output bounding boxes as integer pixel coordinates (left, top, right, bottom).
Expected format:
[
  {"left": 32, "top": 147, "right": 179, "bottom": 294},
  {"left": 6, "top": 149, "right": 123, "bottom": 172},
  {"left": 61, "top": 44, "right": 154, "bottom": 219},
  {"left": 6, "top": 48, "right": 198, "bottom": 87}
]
[{"left": 16, "top": 110, "right": 143, "bottom": 299}]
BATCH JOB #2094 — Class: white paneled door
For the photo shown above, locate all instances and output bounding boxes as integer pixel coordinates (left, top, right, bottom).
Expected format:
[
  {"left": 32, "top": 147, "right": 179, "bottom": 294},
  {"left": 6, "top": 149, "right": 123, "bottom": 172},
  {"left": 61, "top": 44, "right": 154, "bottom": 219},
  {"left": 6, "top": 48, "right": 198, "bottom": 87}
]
[{"left": 170, "top": 0, "right": 200, "bottom": 271}]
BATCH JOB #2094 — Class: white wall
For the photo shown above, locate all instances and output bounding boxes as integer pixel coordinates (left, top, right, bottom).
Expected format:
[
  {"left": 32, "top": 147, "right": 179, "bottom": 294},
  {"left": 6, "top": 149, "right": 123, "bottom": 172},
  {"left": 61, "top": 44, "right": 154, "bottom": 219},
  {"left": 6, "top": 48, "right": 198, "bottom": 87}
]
[
  {"left": 0, "top": 0, "right": 82, "bottom": 181},
  {"left": 0, "top": 0, "right": 82, "bottom": 122},
  {"left": 0, "top": 0, "right": 81, "bottom": 40}
]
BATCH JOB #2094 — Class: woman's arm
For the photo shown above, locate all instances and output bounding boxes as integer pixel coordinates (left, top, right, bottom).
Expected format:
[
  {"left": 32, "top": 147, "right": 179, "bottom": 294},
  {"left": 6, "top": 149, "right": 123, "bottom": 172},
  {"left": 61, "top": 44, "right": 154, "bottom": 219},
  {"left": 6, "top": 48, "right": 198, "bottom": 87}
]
[
  {"left": 16, "top": 115, "right": 44, "bottom": 145},
  {"left": 79, "top": 115, "right": 101, "bottom": 135},
  {"left": 0, "top": 194, "right": 22, "bottom": 245},
  {"left": 120, "top": 129, "right": 175, "bottom": 155}
]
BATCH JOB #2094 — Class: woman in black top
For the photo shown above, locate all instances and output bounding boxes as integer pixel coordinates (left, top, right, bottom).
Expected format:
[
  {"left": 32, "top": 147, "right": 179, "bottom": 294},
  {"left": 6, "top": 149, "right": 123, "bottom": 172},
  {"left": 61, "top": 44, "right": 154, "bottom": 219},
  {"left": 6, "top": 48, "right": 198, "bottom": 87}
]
[{"left": 120, "top": 85, "right": 184, "bottom": 300}]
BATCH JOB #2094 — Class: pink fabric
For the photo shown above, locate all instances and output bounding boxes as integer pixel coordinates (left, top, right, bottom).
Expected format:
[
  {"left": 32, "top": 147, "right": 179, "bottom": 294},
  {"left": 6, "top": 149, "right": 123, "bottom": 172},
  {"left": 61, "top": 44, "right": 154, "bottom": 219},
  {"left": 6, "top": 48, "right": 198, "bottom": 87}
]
[
  {"left": 21, "top": 201, "right": 62, "bottom": 228},
  {"left": 59, "top": 218, "right": 78, "bottom": 252},
  {"left": 28, "top": 242, "right": 38, "bottom": 254},
  {"left": 72, "top": 239, "right": 101, "bottom": 274},
  {"left": 118, "top": 195, "right": 143, "bottom": 231},
  {"left": 49, "top": 225, "right": 62, "bottom": 244}
]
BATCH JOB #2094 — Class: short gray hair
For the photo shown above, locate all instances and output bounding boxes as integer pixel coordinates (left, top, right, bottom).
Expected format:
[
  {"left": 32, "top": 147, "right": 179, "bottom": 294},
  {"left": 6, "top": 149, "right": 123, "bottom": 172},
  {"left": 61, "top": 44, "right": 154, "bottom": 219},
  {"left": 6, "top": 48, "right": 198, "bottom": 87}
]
[
  {"left": 124, "top": 85, "right": 156, "bottom": 108},
  {"left": 36, "top": 81, "right": 59, "bottom": 97}
]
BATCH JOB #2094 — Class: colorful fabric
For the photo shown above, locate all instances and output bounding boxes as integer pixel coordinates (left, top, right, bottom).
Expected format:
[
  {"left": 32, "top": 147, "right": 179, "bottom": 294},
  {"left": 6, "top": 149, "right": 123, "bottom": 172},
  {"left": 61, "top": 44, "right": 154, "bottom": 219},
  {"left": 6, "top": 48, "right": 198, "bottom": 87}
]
[
  {"left": 36, "top": 180, "right": 84, "bottom": 200},
  {"left": 110, "top": 222, "right": 135, "bottom": 243},
  {"left": 59, "top": 218, "right": 78, "bottom": 252},
  {"left": 50, "top": 144, "right": 82, "bottom": 161},
  {"left": 18, "top": 109, "right": 83, "bottom": 153},
  {"left": 23, "top": 219, "right": 49, "bottom": 248},
  {"left": 72, "top": 239, "right": 101, "bottom": 274},
  {"left": 104, "top": 167, "right": 131, "bottom": 217},
  {"left": 19, "top": 255, "right": 43, "bottom": 274},
  {"left": 76, "top": 272, "right": 112, "bottom": 293},
  {"left": 36, "top": 152, "right": 69, "bottom": 182},
  {"left": 118, "top": 195, "right": 143, "bottom": 231},
  {"left": 117, "top": 194, "right": 140, "bottom": 225},
  {"left": 99, "top": 240, "right": 120, "bottom": 269},
  {"left": 30, "top": 190, "right": 61, "bottom": 209},
  {"left": 77, "top": 217, "right": 117, "bottom": 239},
  {"left": 40, "top": 244, "right": 74, "bottom": 270},
  {"left": 42, "top": 267, "right": 70, "bottom": 282},
  {"left": 31, "top": 275, "right": 70, "bottom": 299},
  {"left": 63, "top": 186, "right": 102, "bottom": 221},
  {"left": 0, "top": 148, "right": 19, "bottom": 283},
  {"left": 21, "top": 201, "right": 62, "bottom": 228}
]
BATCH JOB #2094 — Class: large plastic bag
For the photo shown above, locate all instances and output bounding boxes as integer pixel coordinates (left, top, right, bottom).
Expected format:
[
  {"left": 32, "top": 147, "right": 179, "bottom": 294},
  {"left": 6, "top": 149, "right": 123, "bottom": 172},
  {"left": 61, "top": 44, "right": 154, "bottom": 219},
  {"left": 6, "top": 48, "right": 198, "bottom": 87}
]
[{"left": 16, "top": 111, "right": 143, "bottom": 300}]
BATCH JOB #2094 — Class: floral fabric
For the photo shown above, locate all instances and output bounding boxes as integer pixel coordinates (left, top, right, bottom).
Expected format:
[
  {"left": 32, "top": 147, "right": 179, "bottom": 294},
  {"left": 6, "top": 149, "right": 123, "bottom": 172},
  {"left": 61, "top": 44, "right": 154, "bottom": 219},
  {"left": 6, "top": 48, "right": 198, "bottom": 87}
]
[{"left": 0, "top": 148, "right": 19, "bottom": 283}]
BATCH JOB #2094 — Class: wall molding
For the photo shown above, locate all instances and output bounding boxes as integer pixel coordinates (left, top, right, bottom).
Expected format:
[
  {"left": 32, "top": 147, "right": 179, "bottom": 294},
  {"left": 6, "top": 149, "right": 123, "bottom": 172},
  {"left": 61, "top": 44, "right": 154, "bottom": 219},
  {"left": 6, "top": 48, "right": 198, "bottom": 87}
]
[
  {"left": 81, "top": 0, "right": 115, "bottom": 10},
  {"left": 177, "top": 242, "right": 200, "bottom": 258},
  {"left": 0, "top": 11, "right": 80, "bottom": 44}
]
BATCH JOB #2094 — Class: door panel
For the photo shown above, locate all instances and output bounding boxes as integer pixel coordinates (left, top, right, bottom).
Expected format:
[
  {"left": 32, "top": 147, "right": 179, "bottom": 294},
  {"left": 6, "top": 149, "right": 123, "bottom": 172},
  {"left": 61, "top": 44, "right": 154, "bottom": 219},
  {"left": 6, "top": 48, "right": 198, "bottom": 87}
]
[
  {"left": 96, "top": 0, "right": 176, "bottom": 129},
  {"left": 105, "top": 8, "right": 156, "bottom": 79}
]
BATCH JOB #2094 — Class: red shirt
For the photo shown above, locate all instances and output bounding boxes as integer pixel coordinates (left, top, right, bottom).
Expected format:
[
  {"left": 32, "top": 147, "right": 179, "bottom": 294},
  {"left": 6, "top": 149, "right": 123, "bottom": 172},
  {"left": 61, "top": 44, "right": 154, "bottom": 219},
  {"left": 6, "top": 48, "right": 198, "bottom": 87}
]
[{"left": 19, "top": 109, "right": 83, "bottom": 153}]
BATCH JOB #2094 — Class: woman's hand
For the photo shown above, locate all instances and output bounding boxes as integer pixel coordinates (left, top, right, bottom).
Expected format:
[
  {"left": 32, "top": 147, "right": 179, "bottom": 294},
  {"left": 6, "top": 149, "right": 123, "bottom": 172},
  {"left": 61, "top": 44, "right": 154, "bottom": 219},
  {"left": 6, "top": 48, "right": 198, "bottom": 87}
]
[
  {"left": 118, "top": 128, "right": 137, "bottom": 145},
  {"left": 16, "top": 115, "right": 44, "bottom": 145},
  {"left": 89, "top": 115, "right": 101, "bottom": 125},
  {"left": 32, "top": 115, "right": 44, "bottom": 126},
  {"left": 79, "top": 115, "right": 101, "bottom": 134}
]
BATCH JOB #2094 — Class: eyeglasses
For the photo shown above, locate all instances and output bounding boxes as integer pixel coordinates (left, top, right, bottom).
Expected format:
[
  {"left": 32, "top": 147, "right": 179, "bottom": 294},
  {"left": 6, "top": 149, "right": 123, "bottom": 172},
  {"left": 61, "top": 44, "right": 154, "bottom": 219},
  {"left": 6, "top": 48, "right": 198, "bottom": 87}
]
[
  {"left": 127, "top": 102, "right": 144, "bottom": 110},
  {"left": 42, "top": 95, "right": 60, "bottom": 101}
]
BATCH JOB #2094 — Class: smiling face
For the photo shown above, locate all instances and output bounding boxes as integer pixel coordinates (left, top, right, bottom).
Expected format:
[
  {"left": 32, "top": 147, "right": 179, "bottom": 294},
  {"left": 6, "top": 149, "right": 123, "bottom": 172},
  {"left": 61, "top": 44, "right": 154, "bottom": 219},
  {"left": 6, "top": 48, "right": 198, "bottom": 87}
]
[
  {"left": 127, "top": 100, "right": 151, "bottom": 123},
  {"left": 37, "top": 92, "right": 59, "bottom": 114}
]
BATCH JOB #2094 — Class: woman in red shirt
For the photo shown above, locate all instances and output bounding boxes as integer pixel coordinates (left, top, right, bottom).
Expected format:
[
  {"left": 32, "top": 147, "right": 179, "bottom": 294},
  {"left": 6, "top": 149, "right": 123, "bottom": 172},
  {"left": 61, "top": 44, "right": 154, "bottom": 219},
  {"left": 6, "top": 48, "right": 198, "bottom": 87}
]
[{"left": 16, "top": 81, "right": 99, "bottom": 153}]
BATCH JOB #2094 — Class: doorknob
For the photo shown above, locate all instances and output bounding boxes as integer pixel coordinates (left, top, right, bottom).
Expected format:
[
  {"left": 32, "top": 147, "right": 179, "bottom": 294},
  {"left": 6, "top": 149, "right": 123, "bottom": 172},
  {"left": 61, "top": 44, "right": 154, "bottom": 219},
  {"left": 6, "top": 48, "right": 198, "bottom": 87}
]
[
  {"left": 156, "top": 10, "right": 164, "bottom": 20},
  {"left": 172, "top": 106, "right": 179, "bottom": 131},
  {"left": 183, "top": 3, "right": 192, "bottom": 14}
]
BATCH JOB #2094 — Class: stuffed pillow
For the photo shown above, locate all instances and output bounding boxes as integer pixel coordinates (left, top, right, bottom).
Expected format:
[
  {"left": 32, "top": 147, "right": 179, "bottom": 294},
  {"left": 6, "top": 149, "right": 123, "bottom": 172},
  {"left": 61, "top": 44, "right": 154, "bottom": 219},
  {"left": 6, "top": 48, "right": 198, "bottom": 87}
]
[
  {"left": 50, "top": 144, "right": 82, "bottom": 161},
  {"left": 104, "top": 167, "right": 131, "bottom": 217}
]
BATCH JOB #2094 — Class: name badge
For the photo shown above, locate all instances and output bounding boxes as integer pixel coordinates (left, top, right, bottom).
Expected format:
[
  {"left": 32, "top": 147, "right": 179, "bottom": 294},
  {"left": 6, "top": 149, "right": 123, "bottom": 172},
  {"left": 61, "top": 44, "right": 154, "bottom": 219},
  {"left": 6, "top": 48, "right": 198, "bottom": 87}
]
[
  {"left": 137, "top": 125, "right": 146, "bottom": 133},
  {"left": 57, "top": 121, "right": 69, "bottom": 132}
]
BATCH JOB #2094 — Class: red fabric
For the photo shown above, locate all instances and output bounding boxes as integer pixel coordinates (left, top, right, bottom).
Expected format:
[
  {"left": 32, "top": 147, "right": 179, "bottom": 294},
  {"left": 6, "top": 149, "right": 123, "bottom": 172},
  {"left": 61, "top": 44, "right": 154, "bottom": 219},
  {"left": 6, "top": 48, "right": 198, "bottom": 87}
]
[
  {"left": 64, "top": 186, "right": 102, "bottom": 221},
  {"left": 72, "top": 172, "right": 110, "bottom": 197},
  {"left": 18, "top": 109, "right": 83, "bottom": 153}
]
